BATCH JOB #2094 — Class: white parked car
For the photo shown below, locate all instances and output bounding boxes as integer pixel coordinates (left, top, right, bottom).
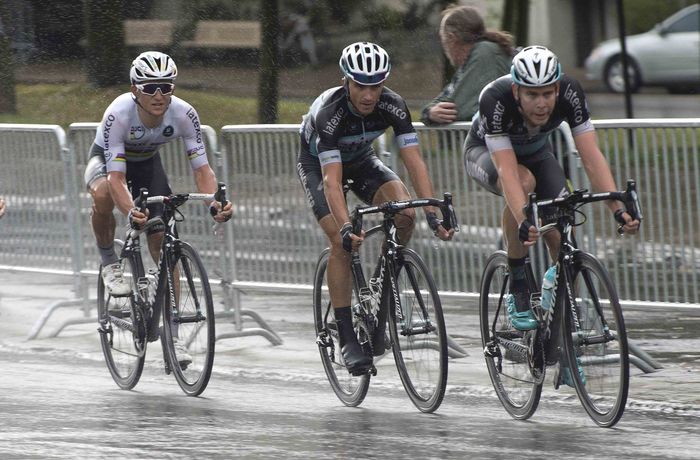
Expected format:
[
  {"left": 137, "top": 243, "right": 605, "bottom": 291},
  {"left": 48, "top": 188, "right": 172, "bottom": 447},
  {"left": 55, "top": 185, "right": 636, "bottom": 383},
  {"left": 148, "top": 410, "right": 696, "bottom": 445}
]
[{"left": 584, "top": 4, "right": 699, "bottom": 93}]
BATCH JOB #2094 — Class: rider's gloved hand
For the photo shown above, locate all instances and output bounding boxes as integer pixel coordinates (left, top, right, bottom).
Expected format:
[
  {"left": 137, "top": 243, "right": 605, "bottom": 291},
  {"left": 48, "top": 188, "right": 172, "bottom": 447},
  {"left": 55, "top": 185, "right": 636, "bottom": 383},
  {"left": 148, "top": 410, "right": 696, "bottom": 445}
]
[
  {"left": 613, "top": 208, "right": 627, "bottom": 225},
  {"left": 518, "top": 219, "right": 536, "bottom": 244},
  {"left": 210, "top": 201, "right": 232, "bottom": 223},
  {"left": 425, "top": 212, "right": 441, "bottom": 234},
  {"left": 613, "top": 208, "right": 640, "bottom": 234},
  {"left": 340, "top": 222, "right": 354, "bottom": 253},
  {"left": 128, "top": 207, "right": 148, "bottom": 230}
]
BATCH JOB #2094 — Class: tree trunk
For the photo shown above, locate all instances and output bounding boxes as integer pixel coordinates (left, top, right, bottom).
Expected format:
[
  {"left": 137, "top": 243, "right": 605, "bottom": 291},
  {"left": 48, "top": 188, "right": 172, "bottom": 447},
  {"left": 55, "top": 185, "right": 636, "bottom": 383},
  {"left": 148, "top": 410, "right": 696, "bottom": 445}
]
[
  {"left": 258, "top": 0, "right": 280, "bottom": 124},
  {"left": 0, "top": 0, "right": 16, "bottom": 114},
  {"left": 502, "top": 0, "right": 529, "bottom": 47},
  {"left": 84, "top": 0, "right": 126, "bottom": 87}
]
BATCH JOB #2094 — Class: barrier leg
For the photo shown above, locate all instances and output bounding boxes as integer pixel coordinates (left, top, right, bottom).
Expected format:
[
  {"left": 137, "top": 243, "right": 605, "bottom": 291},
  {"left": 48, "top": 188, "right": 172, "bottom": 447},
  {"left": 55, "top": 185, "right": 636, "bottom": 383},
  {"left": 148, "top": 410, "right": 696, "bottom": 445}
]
[{"left": 215, "top": 281, "right": 283, "bottom": 346}]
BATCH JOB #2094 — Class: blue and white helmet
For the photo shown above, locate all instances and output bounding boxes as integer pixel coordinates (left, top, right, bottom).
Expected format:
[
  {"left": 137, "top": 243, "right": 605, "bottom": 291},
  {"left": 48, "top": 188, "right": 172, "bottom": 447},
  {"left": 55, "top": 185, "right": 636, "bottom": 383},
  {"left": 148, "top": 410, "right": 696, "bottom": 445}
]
[
  {"left": 511, "top": 46, "right": 561, "bottom": 87},
  {"left": 339, "top": 42, "right": 391, "bottom": 85},
  {"left": 130, "top": 51, "right": 178, "bottom": 83}
]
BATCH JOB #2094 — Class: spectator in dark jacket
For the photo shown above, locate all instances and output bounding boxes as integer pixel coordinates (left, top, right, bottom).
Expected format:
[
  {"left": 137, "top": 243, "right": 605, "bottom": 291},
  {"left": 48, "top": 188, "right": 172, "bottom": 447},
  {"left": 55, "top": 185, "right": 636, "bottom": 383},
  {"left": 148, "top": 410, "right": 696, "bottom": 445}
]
[{"left": 421, "top": 5, "right": 514, "bottom": 125}]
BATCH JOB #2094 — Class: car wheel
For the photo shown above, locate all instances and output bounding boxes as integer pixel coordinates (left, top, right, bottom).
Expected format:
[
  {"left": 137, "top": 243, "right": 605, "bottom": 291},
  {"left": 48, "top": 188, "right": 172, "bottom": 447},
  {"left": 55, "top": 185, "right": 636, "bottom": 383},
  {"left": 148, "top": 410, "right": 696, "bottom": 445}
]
[{"left": 604, "top": 56, "right": 640, "bottom": 93}]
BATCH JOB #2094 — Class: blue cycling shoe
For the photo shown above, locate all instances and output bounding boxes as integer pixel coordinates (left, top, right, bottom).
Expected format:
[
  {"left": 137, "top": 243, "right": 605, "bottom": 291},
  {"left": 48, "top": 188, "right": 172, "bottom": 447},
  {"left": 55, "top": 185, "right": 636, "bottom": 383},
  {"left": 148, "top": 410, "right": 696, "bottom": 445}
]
[
  {"left": 506, "top": 292, "right": 538, "bottom": 331},
  {"left": 555, "top": 357, "right": 586, "bottom": 389}
]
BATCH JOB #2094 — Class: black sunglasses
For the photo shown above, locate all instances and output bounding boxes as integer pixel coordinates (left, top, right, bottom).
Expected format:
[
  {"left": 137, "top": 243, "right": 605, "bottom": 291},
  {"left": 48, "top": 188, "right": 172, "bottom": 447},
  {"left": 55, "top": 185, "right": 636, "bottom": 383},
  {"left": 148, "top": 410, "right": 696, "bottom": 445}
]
[{"left": 135, "top": 82, "right": 175, "bottom": 96}]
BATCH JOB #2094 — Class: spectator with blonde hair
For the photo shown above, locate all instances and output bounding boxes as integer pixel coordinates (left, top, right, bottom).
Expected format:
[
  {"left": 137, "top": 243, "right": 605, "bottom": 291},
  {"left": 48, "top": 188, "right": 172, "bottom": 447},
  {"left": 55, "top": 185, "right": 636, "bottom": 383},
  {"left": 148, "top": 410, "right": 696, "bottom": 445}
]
[{"left": 421, "top": 4, "right": 514, "bottom": 125}]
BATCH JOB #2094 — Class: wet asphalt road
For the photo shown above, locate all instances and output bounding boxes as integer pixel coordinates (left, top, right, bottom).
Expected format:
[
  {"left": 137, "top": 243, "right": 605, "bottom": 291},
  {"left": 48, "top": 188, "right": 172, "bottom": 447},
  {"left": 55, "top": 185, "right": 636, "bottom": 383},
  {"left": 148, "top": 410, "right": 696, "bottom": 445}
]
[
  {"left": 2, "top": 347, "right": 700, "bottom": 460},
  {"left": 1, "top": 272, "right": 700, "bottom": 459}
]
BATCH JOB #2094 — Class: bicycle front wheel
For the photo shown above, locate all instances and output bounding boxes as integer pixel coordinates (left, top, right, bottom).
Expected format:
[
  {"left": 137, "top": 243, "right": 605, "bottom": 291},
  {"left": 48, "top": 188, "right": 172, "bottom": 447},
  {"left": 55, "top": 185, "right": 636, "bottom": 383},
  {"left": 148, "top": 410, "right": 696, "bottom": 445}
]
[
  {"left": 388, "top": 248, "right": 447, "bottom": 413},
  {"left": 562, "top": 252, "right": 629, "bottom": 427},
  {"left": 162, "top": 242, "right": 216, "bottom": 396},
  {"left": 313, "top": 249, "right": 370, "bottom": 407},
  {"left": 479, "top": 251, "right": 542, "bottom": 420},
  {"left": 97, "top": 247, "right": 145, "bottom": 390}
]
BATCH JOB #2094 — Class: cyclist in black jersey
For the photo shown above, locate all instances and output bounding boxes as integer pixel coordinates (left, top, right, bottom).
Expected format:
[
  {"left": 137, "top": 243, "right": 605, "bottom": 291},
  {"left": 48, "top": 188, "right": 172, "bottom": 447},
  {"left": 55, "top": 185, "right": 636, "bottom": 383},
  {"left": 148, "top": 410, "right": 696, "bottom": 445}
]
[
  {"left": 464, "top": 46, "right": 640, "bottom": 332},
  {"left": 297, "top": 42, "right": 454, "bottom": 374}
]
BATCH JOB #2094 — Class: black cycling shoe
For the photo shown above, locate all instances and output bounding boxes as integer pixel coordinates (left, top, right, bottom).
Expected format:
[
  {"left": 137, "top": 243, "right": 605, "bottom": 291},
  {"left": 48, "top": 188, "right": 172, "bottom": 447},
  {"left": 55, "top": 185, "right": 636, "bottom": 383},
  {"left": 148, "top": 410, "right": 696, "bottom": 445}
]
[{"left": 337, "top": 319, "right": 372, "bottom": 374}]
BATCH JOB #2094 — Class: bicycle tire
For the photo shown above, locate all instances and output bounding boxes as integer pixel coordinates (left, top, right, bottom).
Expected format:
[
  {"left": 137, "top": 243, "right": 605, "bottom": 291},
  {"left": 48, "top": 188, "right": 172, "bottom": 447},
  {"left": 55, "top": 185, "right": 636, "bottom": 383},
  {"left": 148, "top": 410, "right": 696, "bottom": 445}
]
[
  {"left": 479, "top": 251, "right": 542, "bottom": 420},
  {"left": 388, "top": 248, "right": 447, "bottom": 413},
  {"left": 161, "top": 242, "right": 216, "bottom": 396},
  {"left": 97, "top": 244, "right": 145, "bottom": 390},
  {"left": 561, "top": 252, "right": 629, "bottom": 427},
  {"left": 313, "top": 249, "right": 370, "bottom": 407}
]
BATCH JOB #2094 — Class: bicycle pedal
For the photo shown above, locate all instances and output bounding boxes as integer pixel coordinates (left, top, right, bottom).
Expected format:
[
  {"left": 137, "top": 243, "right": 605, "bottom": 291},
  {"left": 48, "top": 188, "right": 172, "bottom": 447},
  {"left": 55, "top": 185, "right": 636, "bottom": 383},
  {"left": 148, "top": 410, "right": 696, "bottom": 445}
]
[
  {"left": 484, "top": 341, "right": 501, "bottom": 358},
  {"left": 349, "top": 364, "right": 375, "bottom": 377}
]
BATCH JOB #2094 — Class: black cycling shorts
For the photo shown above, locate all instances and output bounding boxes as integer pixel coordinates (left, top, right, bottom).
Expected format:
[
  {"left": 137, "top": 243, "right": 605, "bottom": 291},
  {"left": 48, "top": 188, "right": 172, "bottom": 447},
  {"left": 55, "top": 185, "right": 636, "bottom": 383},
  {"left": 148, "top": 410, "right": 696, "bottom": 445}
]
[
  {"left": 296, "top": 149, "right": 400, "bottom": 221},
  {"left": 84, "top": 144, "right": 172, "bottom": 232},
  {"left": 463, "top": 135, "right": 568, "bottom": 221}
]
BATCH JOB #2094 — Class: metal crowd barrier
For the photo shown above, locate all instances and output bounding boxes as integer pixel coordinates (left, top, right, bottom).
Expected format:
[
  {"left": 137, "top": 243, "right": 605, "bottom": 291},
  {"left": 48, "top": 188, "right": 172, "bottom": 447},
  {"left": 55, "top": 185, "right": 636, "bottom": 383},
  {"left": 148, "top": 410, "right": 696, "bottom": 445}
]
[
  {"left": 1, "top": 120, "right": 699, "bottom": 343},
  {"left": 220, "top": 120, "right": 700, "bottom": 308}
]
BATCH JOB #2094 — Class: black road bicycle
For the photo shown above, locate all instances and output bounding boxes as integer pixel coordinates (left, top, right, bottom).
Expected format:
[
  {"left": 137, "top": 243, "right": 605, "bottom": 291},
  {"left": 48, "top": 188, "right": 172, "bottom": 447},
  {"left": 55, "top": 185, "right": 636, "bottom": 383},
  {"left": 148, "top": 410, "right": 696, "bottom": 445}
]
[
  {"left": 314, "top": 193, "right": 459, "bottom": 413},
  {"left": 97, "top": 184, "right": 226, "bottom": 396},
  {"left": 480, "top": 180, "right": 642, "bottom": 427}
]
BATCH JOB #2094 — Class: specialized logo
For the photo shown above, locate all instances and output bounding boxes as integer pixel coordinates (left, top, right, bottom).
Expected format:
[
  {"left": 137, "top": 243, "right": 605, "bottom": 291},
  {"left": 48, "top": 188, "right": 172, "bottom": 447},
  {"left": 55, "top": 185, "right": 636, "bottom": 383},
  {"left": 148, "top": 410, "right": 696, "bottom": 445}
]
[
  {"left": 162, "top": 125, "right": 174, "bottom": 137},
  {"left": 129, "top": 125, "right": 145, "bottom": 140},
  {"left": 296, "top": 163, "right": 315, "bottom": 208},
  {"left": 377, "top": 100, "right": 407, "bottom": 120},
  {"left": 321, "top": 107, "right": 346, "bottom": 136}
]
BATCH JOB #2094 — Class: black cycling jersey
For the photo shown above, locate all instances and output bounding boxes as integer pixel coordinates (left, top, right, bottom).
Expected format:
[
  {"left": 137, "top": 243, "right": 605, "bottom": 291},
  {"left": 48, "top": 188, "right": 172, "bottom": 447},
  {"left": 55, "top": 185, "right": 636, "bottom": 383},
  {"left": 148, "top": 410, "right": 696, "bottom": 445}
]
[
  {"left": 469, "top": 74, "right": 594, "bottom": 156},
  {"left": 299, "top": 85, "right": 419, "bottom": 166}
]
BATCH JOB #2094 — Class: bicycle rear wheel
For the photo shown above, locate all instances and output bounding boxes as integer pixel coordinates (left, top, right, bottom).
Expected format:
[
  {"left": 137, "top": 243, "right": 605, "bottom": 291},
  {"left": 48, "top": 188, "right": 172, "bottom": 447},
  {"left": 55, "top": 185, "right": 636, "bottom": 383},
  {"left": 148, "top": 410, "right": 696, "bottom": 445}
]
[
  {"left": 479, "top": 251, "right": 542, "bottom": 420},
  {"left": 162, "top": 242, "right": 216, "bottom": 396},
  {"left": 313, "top": 249, "right": 370, "bottom": 407},
  {"left": 388, "top": 248, "right": 447, "bottom": 413},
  {"left": 562, "top": 252, "right": 629, "bottom": 427},
  {"left": 97, "top": 247, "right": 145, "bottom": 390}
]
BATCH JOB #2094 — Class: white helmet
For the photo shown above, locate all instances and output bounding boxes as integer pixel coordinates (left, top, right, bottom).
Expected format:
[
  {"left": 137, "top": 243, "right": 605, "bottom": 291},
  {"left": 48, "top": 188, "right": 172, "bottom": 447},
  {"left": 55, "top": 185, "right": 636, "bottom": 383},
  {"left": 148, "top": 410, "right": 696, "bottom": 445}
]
[
  {"left": 511, "top": 46, "right": 561, "bottom": 87},
  {"left": 129, "top": 51, "right": 178, "bottom": 83},
  {"left": 339, "top": 42, "right": 391, "bottom": 85}
]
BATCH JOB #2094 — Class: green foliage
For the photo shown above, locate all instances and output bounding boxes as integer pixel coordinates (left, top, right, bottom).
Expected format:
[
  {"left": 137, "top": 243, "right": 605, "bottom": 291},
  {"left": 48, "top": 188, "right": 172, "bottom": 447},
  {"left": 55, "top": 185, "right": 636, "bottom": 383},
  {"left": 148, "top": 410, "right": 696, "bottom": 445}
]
[
  {"left": 0, "top": 83, "right": 311, "bottom": 129},
  {"left": 624, "top": 0, "right": 697, "bottom": 34},
  {"left": 84, "top": 0, "right": 127, "bottom": 87},
  {"left": 0, "top": 0, "right": 16, "bottom": 113}
]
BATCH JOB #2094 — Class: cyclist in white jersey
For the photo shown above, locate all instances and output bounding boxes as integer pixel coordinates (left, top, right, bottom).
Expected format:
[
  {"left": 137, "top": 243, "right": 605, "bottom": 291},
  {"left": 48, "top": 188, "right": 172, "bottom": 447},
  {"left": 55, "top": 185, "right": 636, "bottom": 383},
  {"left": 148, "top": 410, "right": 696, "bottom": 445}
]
[{"left": 84, "top": 51, "right": 232, "bottom": 300}]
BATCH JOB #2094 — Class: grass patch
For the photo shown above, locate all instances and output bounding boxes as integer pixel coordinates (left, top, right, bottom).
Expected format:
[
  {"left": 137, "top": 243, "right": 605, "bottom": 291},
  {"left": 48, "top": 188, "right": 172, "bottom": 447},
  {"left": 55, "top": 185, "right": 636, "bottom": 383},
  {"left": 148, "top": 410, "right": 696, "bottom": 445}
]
[{"left": 0, "top": 83, "right": 311, "bottom": 129}]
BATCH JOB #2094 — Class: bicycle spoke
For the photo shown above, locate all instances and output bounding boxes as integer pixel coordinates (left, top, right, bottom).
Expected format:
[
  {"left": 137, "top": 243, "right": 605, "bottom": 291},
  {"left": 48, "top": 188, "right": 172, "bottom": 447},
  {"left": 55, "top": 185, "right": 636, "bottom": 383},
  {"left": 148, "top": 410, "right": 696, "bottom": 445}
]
[
  {"left": 313, "top": 249, "right": 370, "bottom": 407},
  {"left": 479, "top": 251, "right": 542, "bottom": 420},
  {"left": 389, "top": 249, "right": 447, "bottom": 413},
  {"left": 563, "top": 253, "right": 629, "bottom": 427},
  {"left": 97, "top": 249, "right": 145, "bottom": 391},
  {"left": 162, "top": 243, "right": 215, "bottom": 396}
]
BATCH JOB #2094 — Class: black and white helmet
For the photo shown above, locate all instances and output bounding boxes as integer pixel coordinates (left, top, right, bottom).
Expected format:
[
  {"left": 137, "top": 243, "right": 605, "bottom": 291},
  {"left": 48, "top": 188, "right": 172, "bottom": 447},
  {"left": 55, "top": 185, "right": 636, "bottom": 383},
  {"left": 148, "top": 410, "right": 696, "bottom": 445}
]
[
  {"left": 339, "top": 42, "right": 391, "bottom": 85},
  {"left": 510, "top": 46, "right": 561, "bottom": 87},
  {"left": 129, "top": 51, "right": 178, "bottom": 83}
]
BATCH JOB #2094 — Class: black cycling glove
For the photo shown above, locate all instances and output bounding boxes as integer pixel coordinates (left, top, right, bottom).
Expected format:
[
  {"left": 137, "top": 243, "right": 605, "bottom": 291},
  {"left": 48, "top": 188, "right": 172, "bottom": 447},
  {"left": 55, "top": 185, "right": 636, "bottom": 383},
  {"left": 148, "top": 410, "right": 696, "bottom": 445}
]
[
  {"left": 426, "top": 212, "right": 441, "bottom": 233},
  {"left": 518, "top": 220, "right": 533, "bottom": 243},
  {"left": 340, "top": 222, "right": 354, "bottom": 253},
  {"left": 210, "top": 202, "right": 231, "bottom": 222},
  {"left": 613, "top": 208, "right": 627, "bottom": 226}
]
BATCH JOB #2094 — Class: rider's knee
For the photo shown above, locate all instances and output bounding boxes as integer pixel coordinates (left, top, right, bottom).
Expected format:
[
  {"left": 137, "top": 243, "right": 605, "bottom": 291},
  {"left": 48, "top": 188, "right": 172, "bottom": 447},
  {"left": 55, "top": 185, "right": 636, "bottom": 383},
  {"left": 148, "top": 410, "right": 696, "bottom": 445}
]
[
  {"left": 520, "top": 167, "right": 536, "bottom": 192},
  {"left": 395, "top": 208, "right": 416, "bottom": 231},
  {"left": 91, "top": 189, "right": 114, "bottom": 216}
]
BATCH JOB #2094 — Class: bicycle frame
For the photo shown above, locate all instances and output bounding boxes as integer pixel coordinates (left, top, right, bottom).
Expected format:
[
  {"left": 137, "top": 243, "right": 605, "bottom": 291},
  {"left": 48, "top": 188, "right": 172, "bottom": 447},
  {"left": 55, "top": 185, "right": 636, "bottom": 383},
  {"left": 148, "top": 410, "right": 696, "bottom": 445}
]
[{"left": 349, "top": 194, "right": 458, "bottom": 351}]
